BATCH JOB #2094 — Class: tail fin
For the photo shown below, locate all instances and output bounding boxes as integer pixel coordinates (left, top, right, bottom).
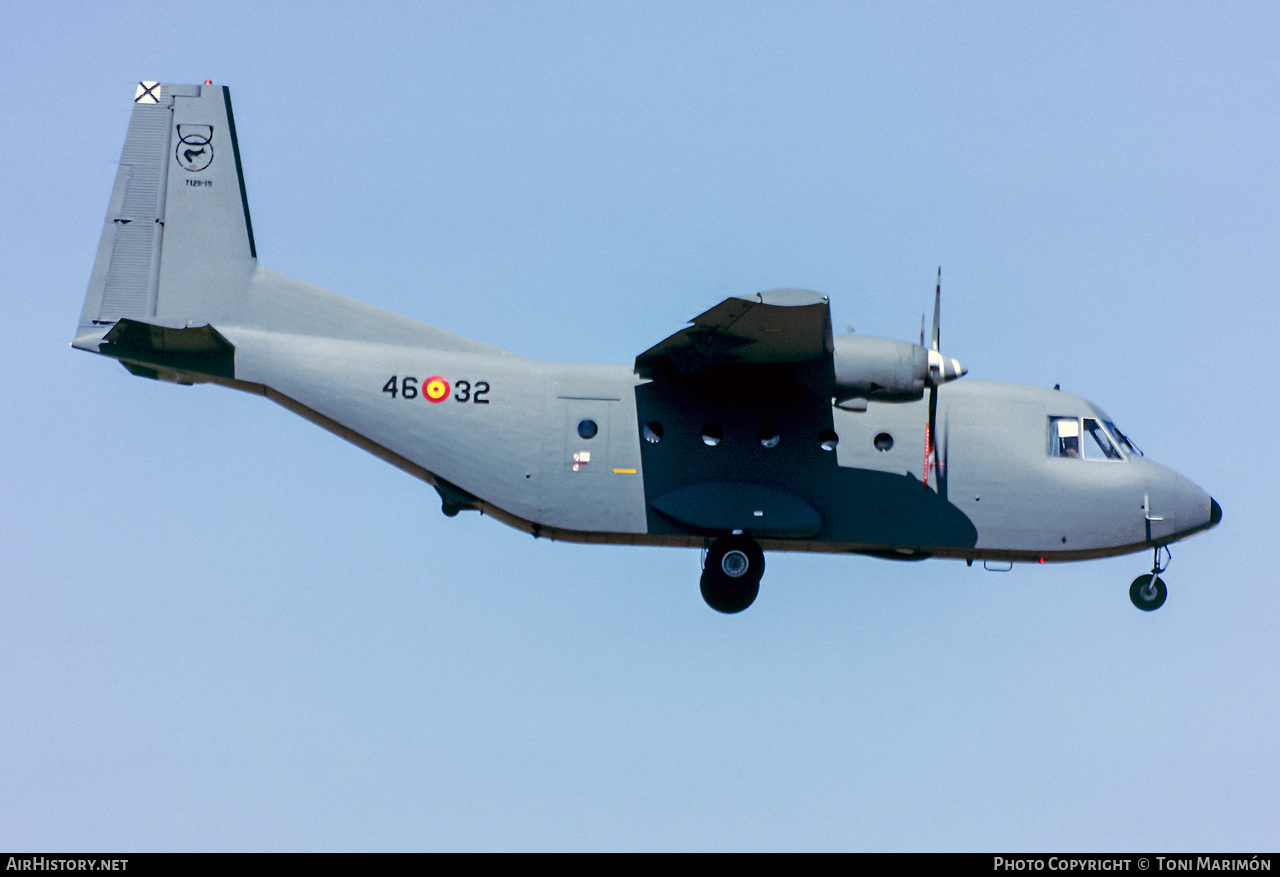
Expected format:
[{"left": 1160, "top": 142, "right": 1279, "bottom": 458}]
[
  {"left": 75, "top": 81, "right": 503, "bottom": 371},
  {"left": 75, "top": 82, "right": 256, "bottom": 352}
]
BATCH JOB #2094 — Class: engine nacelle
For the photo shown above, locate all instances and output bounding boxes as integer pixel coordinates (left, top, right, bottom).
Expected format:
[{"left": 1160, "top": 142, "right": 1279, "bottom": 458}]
[{"left": 832, "top": 335, "right": 966, "bottom": 403}]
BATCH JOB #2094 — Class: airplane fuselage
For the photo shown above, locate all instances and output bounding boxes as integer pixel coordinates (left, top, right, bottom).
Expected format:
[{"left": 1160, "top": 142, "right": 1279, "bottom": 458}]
[{"left": 201, "top": 296, "right": 1215, "bottom": 564}]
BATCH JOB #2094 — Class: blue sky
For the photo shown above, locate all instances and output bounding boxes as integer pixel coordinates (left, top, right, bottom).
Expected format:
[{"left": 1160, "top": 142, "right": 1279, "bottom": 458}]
[{"left": 2, "top": 2, "right": 1276, "bottom": 851}]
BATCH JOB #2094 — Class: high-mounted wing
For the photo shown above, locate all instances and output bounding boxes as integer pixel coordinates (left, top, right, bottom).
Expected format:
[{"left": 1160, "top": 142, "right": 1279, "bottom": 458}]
[
  {"left": 636, "top": 287, "right": 966, "bottom": 404},
  {"left": 635, "top": 288, "right": 833, "bottom": 380}
]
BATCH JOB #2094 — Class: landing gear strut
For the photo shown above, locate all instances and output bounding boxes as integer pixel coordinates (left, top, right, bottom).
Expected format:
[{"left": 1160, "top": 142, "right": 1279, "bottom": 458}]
[
  {"left": 700, "top": 535, "right": 765, "bottom": 614},
  {"left": 1129, "top": 545, "right": 1170, "bottom": 611}
]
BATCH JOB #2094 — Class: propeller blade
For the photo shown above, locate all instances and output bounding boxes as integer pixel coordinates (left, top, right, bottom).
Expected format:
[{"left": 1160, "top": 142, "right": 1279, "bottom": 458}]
[
  {"left": 923, "top": 385, "right": 936, "bottom": 491},
  {"left": 931, "top": 267, "right": 941, "bottom": 352},
  {"left": 922, "top": 266, "right": 966, "bottom": 389},
  {"left": 924, "top": 267, "right": 941, "bottom": 490}
]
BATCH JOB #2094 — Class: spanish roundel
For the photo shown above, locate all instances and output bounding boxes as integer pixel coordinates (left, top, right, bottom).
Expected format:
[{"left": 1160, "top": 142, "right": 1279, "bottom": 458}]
[{"left": 424, "top": 376, "right": 450, "bottom": 403}]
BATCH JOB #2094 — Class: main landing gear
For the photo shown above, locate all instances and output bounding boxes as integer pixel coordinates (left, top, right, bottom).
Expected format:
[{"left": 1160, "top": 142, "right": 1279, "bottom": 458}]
[
  {"left": 1129, "top": 545, "right": 1170, "bottom": 611},
  {"left": 700, "top": 535, "right": 765, "bottom": 614}
]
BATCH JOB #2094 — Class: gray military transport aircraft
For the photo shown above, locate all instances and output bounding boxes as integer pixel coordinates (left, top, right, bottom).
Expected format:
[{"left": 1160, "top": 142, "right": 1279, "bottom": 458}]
[{"left": 74, "top": 83, "right": 1221, "bottom": 613}]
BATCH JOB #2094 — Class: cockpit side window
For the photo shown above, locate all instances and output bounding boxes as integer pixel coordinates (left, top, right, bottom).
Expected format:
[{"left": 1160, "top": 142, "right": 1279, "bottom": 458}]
[{"left": 1049, "top": 416, "right": 1080, "bottom": 458}]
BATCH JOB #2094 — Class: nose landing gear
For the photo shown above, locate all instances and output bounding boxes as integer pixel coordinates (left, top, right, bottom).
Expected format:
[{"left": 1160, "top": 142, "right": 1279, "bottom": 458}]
[
  {"left": 1129, "top": 545, "right": 1170, "bottom": 611},
  {"left": 700, "top": 535, "right": 765, "bottom": 614}
]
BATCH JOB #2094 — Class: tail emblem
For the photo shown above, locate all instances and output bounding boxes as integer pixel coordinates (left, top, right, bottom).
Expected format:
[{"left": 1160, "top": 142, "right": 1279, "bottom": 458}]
[{"left": 176, "top": 125, "right": 214, "bottom": 172}]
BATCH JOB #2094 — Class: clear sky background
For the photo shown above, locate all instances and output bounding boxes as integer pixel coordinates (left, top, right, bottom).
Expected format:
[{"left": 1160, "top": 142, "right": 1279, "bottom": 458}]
[{"left": 2, "top": 2, "right": 1276, "bottom": 852}]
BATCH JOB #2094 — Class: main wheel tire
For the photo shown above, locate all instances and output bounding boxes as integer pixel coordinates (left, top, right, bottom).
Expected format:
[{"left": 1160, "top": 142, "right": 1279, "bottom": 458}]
[
  {"left": 700, "top": 567, "right": 760, "bottom": 614},
  {"left": 1129, "top": 574, "right": 1168, "bottom": 611},
  {"left": 700, "top": 536, "right": 765, "bottom": 613}
]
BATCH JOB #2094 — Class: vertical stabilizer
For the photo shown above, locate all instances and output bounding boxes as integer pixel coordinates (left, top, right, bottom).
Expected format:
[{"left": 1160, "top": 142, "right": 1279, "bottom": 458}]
[{"left": 75, "top": 82, "right": 257, "bottom": 352}]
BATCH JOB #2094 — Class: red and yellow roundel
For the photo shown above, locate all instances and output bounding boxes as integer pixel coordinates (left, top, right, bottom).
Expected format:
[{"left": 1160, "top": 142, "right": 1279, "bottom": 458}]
[{"left": 423, "top": 376, "right": 450, "bottom": 403}]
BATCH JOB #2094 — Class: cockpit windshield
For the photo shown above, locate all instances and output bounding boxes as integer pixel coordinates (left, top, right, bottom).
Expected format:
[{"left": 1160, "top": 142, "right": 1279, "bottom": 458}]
[
  {"left": 1049, "top": 416, "right": 1127, "bottom": 461},
  {"left": 1082, "top": 419, "right": 1122, "bottom": 460},
  {"left": 1103, "top": 420, "right": 1142, "bottom": 456}
]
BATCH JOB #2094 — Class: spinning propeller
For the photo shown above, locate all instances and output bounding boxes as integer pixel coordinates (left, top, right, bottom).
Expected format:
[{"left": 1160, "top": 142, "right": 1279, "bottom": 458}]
[{"left": 922, "top": 268, "right": 966, "bottom": 490}]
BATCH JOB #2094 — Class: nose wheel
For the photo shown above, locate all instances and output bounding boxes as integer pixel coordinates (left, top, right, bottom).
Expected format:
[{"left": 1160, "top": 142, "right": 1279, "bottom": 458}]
[
  {"left": 1129, "top": 545, "right": 1170, "bottom": 611},
  {"left": 700, "top": 535, "right": 765, "bottom": 614}
]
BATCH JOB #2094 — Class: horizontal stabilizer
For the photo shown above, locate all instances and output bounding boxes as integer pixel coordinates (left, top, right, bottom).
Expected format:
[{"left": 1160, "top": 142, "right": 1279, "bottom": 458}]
[
  {"left": 103, "top": 319, "right": 234, "bottom": 354},
  {"left": 98, "top": 318, "right": 235, "bottom": 382}
]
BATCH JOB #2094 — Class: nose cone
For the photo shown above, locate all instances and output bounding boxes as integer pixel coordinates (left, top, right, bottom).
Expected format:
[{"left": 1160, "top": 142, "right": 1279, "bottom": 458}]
[{"left": 1173, "top": 476, "right": 1220, "bottom": 539}]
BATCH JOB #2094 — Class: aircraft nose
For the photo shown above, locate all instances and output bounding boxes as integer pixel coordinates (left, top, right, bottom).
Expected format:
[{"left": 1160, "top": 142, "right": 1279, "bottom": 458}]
[{"left": 1173, "top": 476, "right": 1219, "bottom": 537}]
